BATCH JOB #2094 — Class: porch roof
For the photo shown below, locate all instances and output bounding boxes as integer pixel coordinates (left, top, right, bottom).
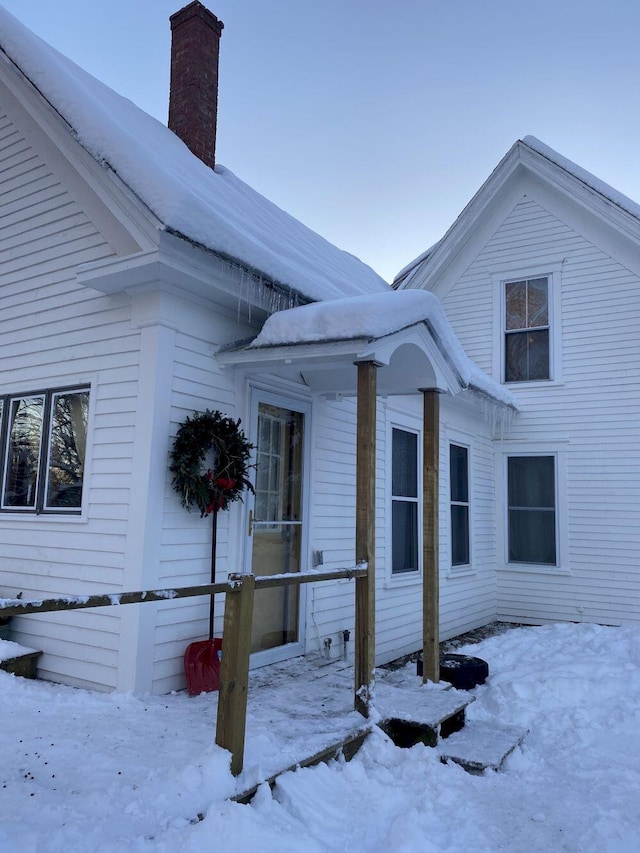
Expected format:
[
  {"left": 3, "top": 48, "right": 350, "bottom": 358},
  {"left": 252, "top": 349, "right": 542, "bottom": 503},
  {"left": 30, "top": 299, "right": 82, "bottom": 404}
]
[{"left": 217, "top": 291, "right": 517, "bottom": 407}]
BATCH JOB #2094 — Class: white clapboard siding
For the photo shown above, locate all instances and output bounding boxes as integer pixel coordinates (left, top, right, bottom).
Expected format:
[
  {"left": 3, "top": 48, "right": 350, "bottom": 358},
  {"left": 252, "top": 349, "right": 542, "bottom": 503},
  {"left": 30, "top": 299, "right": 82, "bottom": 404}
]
[
  {"left": 438, "top": 398, "right": 498, "bottom": 643},
  {"left": 310, "top": 391, "right": 499, "bottom": 666},
  {"left": 0, "top": 105, "right": 144, "bottom": 690},
  {"left": 150, "top": 326, "right": 242, "bottom": 692},
  {"left": 441, "top": 197, "right": 640, "bottom": 627}
]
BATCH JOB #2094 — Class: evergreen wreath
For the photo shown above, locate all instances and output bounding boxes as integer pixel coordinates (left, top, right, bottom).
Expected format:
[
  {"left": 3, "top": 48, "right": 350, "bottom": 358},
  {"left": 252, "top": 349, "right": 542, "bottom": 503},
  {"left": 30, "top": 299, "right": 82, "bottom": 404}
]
[{"left": 170, "top": 410, "right": 254, "bottom": 517}]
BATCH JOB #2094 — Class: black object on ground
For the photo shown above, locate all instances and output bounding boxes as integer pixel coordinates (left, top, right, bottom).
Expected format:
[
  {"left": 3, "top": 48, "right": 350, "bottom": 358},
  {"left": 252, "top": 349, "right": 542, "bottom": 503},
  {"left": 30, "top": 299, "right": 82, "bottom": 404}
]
[{"left": 417, "top": 652, "right": 489, "bottom": 690}]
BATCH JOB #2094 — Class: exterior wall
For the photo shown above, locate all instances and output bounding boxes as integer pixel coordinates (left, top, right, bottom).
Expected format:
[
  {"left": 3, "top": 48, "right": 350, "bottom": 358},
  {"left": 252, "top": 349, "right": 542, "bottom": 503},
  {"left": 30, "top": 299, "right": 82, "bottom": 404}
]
[
  {"left": 0, "top": 104, "right": 141, "bottom": 690},
  {"left": 301, "top": 390, "right": 497, "bottom": 668},
  {"left": 149, "top": 301, "right": 258, "bottom": 694},
  {"left": 438, "top": 396, "right": 498, "bottom": 640},
  {"left": 439, "top": 196, "right": 640, "bottom": 627},
  {"left": 304, "top": 395, "right": 359, "bottom": 657}
]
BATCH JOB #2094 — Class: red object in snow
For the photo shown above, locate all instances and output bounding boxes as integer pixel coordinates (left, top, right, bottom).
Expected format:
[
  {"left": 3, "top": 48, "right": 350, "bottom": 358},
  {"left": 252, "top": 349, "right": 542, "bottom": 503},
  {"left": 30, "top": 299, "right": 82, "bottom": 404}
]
[{"left": 184, "top": 638, "right": 223, "bottom": 696}]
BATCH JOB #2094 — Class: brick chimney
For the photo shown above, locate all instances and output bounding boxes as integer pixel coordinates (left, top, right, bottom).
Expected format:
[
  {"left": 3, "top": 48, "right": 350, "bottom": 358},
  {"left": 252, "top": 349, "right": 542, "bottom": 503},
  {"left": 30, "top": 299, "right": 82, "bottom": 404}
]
[{"left": 168, "top": 2, "right": 224, "bottom": 169}]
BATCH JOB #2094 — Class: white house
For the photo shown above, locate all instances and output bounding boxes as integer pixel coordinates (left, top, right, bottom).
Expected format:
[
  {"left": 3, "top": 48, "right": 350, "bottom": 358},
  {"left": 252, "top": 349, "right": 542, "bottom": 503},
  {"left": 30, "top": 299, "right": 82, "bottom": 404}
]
[
  {"left": 0, "top": 3, "right": 513, "bottom": 694},
  {"left": 396, "top": 135, "right": 640, "bottom": 629},
  {"left": 3, "top": 3, "right": 635, "bottom": 698}
]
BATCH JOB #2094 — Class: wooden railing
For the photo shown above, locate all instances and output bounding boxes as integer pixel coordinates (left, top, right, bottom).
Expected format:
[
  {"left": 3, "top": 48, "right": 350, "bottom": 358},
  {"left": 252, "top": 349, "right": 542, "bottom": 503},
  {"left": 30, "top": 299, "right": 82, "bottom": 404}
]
[{"left": 0, "top": 563, "right": 369, "bottom": 776}]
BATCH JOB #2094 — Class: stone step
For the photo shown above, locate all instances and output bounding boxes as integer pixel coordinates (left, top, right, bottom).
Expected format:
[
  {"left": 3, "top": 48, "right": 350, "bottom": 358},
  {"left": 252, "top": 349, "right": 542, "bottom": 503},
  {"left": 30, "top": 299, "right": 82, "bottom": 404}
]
[
  {"left": 0, "top": 640, "right": 42, "bottom": 679},
  {"left": 375, "top": 681, "right": 475, "bottom": 747},
  {"left": 437, "top": 719, "right": 528, "bottom": 773},
  {"left": 375, "top": 680, "right": 475, "bottom": 726}
]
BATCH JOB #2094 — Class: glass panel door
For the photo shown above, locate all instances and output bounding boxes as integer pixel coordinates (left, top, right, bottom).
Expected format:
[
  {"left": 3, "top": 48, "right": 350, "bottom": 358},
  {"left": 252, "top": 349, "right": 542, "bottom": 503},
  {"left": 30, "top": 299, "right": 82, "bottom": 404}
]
[{"left": 250, "top": 402, "right": 304, "bottom": 654}]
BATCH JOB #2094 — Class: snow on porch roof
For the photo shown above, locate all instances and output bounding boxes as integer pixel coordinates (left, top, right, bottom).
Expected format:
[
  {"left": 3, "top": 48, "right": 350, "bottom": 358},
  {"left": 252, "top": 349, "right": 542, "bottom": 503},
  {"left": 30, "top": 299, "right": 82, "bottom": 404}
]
[
  {"left": 0, "top": 7, "right": 389, "bottom": 304},
  {"left": 222, "top": 290, "right": 516, "bottom": 407}
]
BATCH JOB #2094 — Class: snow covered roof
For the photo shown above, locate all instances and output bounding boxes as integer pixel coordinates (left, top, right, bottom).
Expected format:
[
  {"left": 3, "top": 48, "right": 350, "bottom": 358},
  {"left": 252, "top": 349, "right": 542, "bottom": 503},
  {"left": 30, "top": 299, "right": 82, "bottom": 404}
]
[
  {"left": 0, "top": 6, "right": 389, "bottom": 304},
  {"left": 521, "top": 136, "right": 640, "bottom": 223},
  {"left": 392, "top": 240, "right": 440, "bottom": 289},
  {"left": 394, "top": 135, "right": 640, "bottom": 289},
  {"left": 246, "top": 290, "right": 516, "bottom": 407}
]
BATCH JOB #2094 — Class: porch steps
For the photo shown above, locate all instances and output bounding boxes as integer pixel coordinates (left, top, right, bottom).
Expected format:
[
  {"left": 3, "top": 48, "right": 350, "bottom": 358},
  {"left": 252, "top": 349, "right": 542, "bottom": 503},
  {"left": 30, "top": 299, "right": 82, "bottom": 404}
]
[
  {"left": 437, "top": 720, "right": 529, "bottom": 773},
  {"left": 375, "top": 681, "right": 473, "bottom": 746},
  {"left": 232, "top": 724, "right": 372, "bottom": 805},
  {"left": 0, "top": 640, "right": 42, "bottom": 680},
  {"left": 233, "top": 682, "right": 480, "bottom": 803}
]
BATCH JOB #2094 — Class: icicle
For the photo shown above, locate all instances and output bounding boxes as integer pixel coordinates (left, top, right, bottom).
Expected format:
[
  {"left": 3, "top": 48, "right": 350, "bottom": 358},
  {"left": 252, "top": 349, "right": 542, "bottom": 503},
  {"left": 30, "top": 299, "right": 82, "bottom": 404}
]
[{"left": 473, "top": 392, "right": 517, "bottom": 440}]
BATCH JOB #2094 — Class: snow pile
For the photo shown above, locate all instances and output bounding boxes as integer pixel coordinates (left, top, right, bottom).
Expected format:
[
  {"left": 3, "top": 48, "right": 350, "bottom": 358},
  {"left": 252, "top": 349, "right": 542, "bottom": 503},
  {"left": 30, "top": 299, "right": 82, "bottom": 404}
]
[
  {"left": 0, "top": 6, "right": 389, "bottom": 303},
  {"left": 2, "top": 622, "right": 640, "bottom": 851},
  {"left": 0, "top": 639, "right": 37, "bottom": 662},
  {"left": 250, "top": 290, "right": 517, "bottom": 407}
]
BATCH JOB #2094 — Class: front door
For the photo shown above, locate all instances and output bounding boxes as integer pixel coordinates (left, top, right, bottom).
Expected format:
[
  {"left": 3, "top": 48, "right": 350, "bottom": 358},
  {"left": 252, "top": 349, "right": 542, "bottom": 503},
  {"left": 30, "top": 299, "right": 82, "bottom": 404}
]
[{"left": 248, "top": 397, "right": 306, "bottom": 663}]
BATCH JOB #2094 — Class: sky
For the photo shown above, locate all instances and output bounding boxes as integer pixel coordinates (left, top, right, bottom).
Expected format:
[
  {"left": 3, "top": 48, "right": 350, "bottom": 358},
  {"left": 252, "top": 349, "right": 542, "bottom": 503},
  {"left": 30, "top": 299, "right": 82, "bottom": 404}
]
[{"left": 2, "top": 0, "right": 640, "bottom": 283}]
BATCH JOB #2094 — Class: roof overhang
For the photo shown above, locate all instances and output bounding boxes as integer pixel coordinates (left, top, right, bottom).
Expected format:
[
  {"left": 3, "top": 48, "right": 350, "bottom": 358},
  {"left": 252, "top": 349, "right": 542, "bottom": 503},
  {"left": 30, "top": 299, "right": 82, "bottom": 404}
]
[
  {"left": 398, "top": 137, "right": 640, "bottom": 296},
  {"left": 217, "top": 322, "right": 465, "bottom": 398}
]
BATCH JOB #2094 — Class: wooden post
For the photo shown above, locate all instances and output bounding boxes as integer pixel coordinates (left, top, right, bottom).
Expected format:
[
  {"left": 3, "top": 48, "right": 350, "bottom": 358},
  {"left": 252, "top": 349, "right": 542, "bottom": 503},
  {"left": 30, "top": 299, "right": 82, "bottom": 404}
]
[
  {"left": 422, "top": 389, "right": 440, "bottom": 683},
  {"left": 215, "top": 574, "right": 255, "bottom": 776},
  {"left": 354, "top": 360, "right": 377, "bottom": 716}
]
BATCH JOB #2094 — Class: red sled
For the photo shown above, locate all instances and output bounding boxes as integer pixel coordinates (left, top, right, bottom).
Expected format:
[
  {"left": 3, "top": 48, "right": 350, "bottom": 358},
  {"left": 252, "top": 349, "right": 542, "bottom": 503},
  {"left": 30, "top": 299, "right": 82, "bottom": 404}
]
[{"left": 184, "top": 637, "right": 222, "bottom": 696}]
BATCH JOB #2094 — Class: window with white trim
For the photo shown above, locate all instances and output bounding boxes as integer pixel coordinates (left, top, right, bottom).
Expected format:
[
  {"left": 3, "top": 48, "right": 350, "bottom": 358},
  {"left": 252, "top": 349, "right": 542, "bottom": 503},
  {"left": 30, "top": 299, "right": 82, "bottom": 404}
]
[
  {"left": 507, "top": 455, "right": 556, "bottom": 565},
  {"left": 504, "top": 276, "right": 550, "bottom": 382},
  {"left": 391, "top": 427, "right": 419, "bottom": 574},
  {"left": 0, "top": 387, "right": 90, "bottom": 513},
  {"left": 449, "top": 443, "right": 470, "bottom": 568}
]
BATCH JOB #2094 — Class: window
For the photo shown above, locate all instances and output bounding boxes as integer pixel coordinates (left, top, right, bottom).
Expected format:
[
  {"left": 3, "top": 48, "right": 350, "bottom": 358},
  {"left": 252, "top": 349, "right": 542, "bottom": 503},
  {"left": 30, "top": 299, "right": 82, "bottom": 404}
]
[
  {"left": 0, "top": 387, "right": 90, "bottom": 513},
  {"left": 450, "top": 443, "right": 469, "bottom": 567},
  {"left": 504, "top": 276, "right": 550, "bottom": 382},
  {"left": 391, "top": 427, "right": 419, "bottom": 574},
  {"left": 507, "top": 455, "right": 556, "bottom": 565}
]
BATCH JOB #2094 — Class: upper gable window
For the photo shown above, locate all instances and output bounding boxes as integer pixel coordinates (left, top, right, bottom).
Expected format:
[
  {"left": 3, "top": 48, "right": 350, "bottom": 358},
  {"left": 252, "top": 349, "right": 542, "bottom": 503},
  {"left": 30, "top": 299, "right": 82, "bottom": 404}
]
[{"left": 504, "top": 277, "right": 549, "bottom": 382}]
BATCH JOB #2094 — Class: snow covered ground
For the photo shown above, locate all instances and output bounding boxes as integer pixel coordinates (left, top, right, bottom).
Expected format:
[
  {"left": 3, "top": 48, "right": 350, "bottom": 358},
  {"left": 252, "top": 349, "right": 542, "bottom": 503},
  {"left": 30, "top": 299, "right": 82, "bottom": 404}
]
[{"left": 2, "top": 622, "right": 640, "bottom": 852}]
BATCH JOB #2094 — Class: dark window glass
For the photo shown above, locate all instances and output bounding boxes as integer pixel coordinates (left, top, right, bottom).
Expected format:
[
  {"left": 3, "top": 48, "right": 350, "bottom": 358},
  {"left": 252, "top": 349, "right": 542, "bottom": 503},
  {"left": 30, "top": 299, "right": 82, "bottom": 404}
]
[
  {"left": 392, "top": 501, "right": 418, "bottom": 573},
  {"left": 450, "top": 444, "right": 468, "bottom": 503},
  {"left": 392, "top": 428, "right": 419, "bottom": 574},
  {"left": 505, "top": 277, "right": 550, "bottom": 382},
  {"left": 507, "top": 456, "right": 556, "bottom": 565},
  {"left": 451, "top": 505, "right": 469, "bottom": 566},
  {"left": 450, "top": 444, "right": 470, "bottom": 567},
  {"left": 392, "top": 428, "right": 417, "bottom": 497}
]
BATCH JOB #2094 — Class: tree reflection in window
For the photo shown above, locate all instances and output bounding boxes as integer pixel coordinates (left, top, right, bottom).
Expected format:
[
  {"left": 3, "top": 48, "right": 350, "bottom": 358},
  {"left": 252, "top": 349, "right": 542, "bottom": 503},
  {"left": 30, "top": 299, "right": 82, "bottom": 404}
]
[
  {"left": 45, "top": 391, "right": 89, "bottom": 508},
  {"left": 4, "top": 396, "right": 44, "bottom": 507},
  {"left": 1, "top": 387, "right": 89, "bottom": 512}
]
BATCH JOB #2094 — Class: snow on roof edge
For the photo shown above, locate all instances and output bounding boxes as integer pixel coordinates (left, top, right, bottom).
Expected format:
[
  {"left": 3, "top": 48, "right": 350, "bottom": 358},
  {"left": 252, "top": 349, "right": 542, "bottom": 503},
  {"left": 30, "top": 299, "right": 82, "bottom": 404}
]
[
  {"left": 392, "top": 240, "right": 441, "bottom": 288},
  {"left": 0, "top": 5, "right": 389, "bottom": 304},
  {"left": 394, "top": 135, "right": 640, "bottom": 289},
  {"left": 249, "top": 291, "right": 517, "bottom": 408},
  {"left": 521, "top": 135, "right": 640, "bottom": 224}
]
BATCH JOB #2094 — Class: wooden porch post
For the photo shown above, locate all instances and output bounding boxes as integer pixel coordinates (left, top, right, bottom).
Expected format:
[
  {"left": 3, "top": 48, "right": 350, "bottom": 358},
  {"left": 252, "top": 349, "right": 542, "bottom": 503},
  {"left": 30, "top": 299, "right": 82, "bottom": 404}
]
[
  {"left": 421, "top": 389, "right": 440, "bottom": 683},
  {"left": 354, "top": 360, "right": 377, "bottom": 716},
  {"left": 215, "top": 573, "right": 255, "bottom": 776}
]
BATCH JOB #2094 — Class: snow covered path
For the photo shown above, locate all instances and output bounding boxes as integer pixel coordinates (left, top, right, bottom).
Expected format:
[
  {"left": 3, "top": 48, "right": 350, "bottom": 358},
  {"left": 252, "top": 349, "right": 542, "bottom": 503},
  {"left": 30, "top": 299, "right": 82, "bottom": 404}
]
[{"left": 2, "top": 622, "right": 640, "bottom": 851}]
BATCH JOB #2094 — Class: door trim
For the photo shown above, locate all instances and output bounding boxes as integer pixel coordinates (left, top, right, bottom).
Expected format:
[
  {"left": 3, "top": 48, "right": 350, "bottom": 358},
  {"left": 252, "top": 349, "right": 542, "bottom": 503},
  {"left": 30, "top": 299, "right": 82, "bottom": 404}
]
[{"left": 245, "top": 386, "right": 311, "bottom": 668}]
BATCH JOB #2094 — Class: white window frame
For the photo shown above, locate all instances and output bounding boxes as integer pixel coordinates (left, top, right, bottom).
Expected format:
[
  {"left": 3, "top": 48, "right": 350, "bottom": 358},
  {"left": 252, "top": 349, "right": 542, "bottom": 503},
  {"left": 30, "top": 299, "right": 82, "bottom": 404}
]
[
  {"left": 496, "top": 444, "right": 569, "bottom": 575},
  {"left": 0, "top": 385, "right": 91, "bottom": 516},
  {"left": 448, "top": 438, "right": 472, "bottom": 574},
  {"left": 387, "top": 415, "right": 422, "bottom": 583},
  {"left": 492, "top": 263, "right": 563, "bottom": 386}
]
